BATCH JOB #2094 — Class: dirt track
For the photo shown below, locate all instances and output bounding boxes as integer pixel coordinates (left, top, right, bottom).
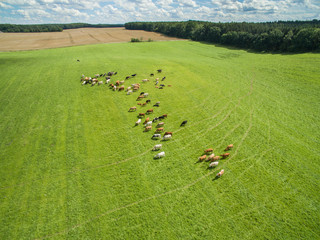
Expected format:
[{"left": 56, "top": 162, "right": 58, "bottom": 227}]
[{"left": 0, "top": 27, "right": 184, "bottom": 51}]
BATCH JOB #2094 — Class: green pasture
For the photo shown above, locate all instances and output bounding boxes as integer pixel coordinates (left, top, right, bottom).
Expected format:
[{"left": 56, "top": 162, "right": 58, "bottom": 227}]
[{"left": 0, "top": 41, "right": 319, "bottom": 239}]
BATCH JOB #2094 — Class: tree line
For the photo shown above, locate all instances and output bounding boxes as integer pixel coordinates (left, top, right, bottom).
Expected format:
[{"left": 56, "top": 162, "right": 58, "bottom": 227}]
[
  {"left": 0, "top": 23, "right": 124, "bottom": 33},
  {"left": 125, "top": 20, "right": 320, "bottom": 52}
]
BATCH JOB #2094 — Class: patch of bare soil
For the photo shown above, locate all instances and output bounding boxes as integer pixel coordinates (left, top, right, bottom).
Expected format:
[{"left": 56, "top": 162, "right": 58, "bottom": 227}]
[{"left": 0, "top": 27, "right": 185, "bottom": 51}]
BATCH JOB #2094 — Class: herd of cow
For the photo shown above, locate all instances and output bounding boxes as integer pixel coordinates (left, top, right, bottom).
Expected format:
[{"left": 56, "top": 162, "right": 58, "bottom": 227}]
[
  {"left": 198, "top": 144, "right": 233, "bottom": 178},
  {"left": 80, "top": 69, "right": 229, "bottom": 179},
  {"left": 127, "top": 71, "right": 177, "bottom": 160}
]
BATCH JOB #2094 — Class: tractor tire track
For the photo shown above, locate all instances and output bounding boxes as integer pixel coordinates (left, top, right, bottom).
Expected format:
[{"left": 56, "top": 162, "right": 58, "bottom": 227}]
[
  {"left": 35, "top": 171, "right": 213, "bottom": 240},
  {"left": 1, "top": 149, "right": 151, "bottom": 189},
  {"left": 1, "top": 78, "right": 247, "bottom": 189},
  {"left": 88, "top": 33, "right": 101, "bottom": 43},
  {"left": 67, "top": 32, "right": 75, "bottom": 44},
  {"left": 37, "top": 122, "right": 252, "bottom": 239}
]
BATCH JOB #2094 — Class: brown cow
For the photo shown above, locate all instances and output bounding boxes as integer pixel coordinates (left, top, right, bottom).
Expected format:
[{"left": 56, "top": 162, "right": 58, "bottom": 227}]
[
  {"left": 155, "top": 86, "right": 159, "bottom": 88},
  {"left": 109, "top": 83, "right": 114, "bottom": 87},
  {"left": 137, "top": 95, "right": 144, "bottom": 101},
  {"left": 118, "top": 86, "right": 124, "bottom": 91},
  {"left": 137, "top": 103, "right": 142, "bottom": 106},
  {"left": 164, "top": 132, "right": 173, "bottom": 136},
  {"left": 225, "top": 144, "right": 234, "bottom": 151},
  {"left": 198, "top": 155, "right": 207, "bottom": 162},
  {"left": 205, "top": 148, "right": 213, "bottom": 153},
  {"left": 143, "top": 117, "right": 150, "bottom": 124},
  {"left": 157, "top": 122, "right": 164, "bottom": 127},
  {"left": 156, "top": 128, "right": 164, "bottom": 132},
  {"left": 142, "top": 102, "right": 147, "bottom": 106},
  {"left": 221, "top": 153, "right": 230, "bottom": 159},
  {"left": 115, "top": 80, "right": 120, "bottom": 86},
  {"left": 128, "top": 106, "right": 137, "bottom": 112},
  {"left": 147, "top": 109, "right": 153, "bottom": 114},
  {"left": 162, "top": 114, "right": 168, "bottom": 118},
  {"left": 145, "top": 126, "right": 152, "bottom": 131},
  {"left": 168, "top": 85, "right": 172, "bottom": 87},
  {"left": 139, "top": 113, "right": 145, "bottom": 118},
  {"left": 207, "top": 153, "right": 215, "bottom": 161},
  {"left": 211, "top": 156, "right": 220, "bottom": 162}
]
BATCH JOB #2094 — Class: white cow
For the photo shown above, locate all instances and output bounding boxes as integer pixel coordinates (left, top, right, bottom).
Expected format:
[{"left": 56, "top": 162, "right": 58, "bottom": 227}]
[
  {"left": 82, "top": 81, "right": 86, "bottom": 85},
  {"left": 207, "top": 153, "right": 215, "bottom": 161},
  {"left": 152, "top": 144, "right": 162, "bottom": 151},
  {"left": 209, "top": 161, "right": 219, "bottom": 168},
  {"left": 216, "top": 169, "right": 225, "bottom": 177},
  {"left": 145, "top": 121, "right": 152, "bottom": 126},
  {"left": 98, "top": 81, "right": 103, "bottom": 85},
  {"left": 162, "top": 135, "right": 172, "bottom": 141},
  {"left": 154, "top": 151, "right": 165, "bottom": 159},
  {"left": 143, "top": 93, "right": 149, "bottom": 97},
  {"left": 142, "top": 79, "right": 149, "bottom": 82},
  {"left": 135, "top": 119, "right": 141, "bottom": 125},
  {"left": 127, "top": 90, "right": 133, "bottom": 95},
  {"left": 157, "top": 122, "right": 164, "bottom": 127},
  {"left": 106, "top": 79, "right": 110, "bottom": 84},
  {"left": 113, "top": 85, "right": 117, "bottom": 91},
  {"left": 127, "top": 86, "right": 131, "bottom": 91}
]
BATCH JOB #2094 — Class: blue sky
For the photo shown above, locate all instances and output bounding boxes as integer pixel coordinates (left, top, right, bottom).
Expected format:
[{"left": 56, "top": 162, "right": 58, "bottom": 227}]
[{"left": 0, "top": 0, "right": 319, "bottom": 24}]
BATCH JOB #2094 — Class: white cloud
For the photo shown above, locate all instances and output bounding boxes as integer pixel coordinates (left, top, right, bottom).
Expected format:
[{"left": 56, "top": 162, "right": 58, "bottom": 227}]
[
  {"left": 2, "top": 0, "right": 37, "bottom": 5},
  {"left": 116, "top": 0, "right": 136, "bottom": 11},
  {"left": 67, "top": 0, "right": 101, "bottom": 10},
  {"left": 134, "top": 0, "right": 158, "bottom": 11},
  {"left": 178, "top": 0, "right": 197, "bottom": 8},
  {"left": 38, "top": 0, "right": 70, "bottom": 3},
  {"left": 1, "top": 0, "right": 320, "bottom": 24},
  {"left": 51, "top": 5, "right": 88, "bottom": 17},
  {"left": 14, "top": 8, "right": 51, "bottom": 20},
  {"left": 156, "top": 0, "right": 173, "bottom": 8},
  {"left": 0, "top": 2, "right": 13, "bottom": 9},
  {"left": 195, "top": 6, "right": 211, "bottom": 13},
  {"left": 211, "top": 0, "right": 283, "bottom": 14},
  {"left": 169, "top": 8, "right": 186, "bottom": 18}
]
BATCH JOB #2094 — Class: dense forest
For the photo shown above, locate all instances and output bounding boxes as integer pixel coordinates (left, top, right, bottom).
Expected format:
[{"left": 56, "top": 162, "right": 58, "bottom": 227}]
[
  {"left": 125, "top": 20, "right": 320, "bottom": 52},
  {"left": 0, "top": 23, "right": 124, "bottom": 33}
]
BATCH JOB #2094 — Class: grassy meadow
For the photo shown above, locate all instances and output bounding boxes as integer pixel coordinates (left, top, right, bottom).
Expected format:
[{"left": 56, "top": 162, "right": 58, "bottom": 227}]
[{"left": 0, "top": 41, "right": 319, "bottom": 239}]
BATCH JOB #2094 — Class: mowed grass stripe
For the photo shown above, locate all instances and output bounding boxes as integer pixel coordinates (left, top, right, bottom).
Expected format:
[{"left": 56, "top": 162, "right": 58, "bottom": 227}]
[{"left": 0, "top": 41, "right": 319, "bottom": 239}]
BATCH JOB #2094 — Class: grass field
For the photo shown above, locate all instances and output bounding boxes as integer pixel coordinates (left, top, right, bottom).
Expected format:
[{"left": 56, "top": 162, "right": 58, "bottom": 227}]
[{"left": 0, "top": 40, "right": 319, "bottom": 239}]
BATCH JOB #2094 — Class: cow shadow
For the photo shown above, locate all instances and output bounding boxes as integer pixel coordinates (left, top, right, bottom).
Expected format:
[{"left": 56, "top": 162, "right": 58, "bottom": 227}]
[{"left": 212, "top": 176, "right": 221, "bottom": 182}]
